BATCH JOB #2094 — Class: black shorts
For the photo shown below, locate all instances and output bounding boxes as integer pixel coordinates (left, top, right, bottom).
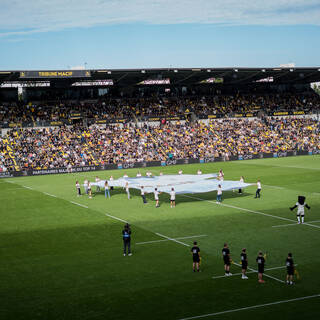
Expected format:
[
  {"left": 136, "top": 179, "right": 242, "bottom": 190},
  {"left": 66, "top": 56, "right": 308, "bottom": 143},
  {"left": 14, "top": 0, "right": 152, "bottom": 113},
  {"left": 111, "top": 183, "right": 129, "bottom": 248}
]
[
  {"left": 258, "top": 265, "right": 264, "bottom": 273},
  {"left": 242, "top": 262, "right": 248, "bottom": 270},
  {"left": 287, "top": 267, "right": 294, "bottom": 276},
  {"left": 193, "top": 256, "right": 200, "bottom": 263},
  {"left": 223, "top": 258, "right": 230, "bottom": 266}
]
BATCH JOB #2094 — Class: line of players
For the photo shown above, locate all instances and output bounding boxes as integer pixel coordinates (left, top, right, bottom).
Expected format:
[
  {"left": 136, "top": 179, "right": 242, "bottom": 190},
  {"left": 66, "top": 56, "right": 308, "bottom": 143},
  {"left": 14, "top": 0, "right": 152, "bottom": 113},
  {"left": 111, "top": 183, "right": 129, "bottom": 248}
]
[{"left": 191, "top": 242, "right": 295, "bottom": 285}]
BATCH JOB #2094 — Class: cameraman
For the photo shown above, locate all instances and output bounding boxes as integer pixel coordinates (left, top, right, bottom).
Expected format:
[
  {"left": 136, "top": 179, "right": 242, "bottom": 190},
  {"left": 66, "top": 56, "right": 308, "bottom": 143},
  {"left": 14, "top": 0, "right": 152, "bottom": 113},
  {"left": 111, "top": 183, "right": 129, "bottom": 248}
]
[{"left": 122, "top": 223, "right": 132, "bottom": 256}]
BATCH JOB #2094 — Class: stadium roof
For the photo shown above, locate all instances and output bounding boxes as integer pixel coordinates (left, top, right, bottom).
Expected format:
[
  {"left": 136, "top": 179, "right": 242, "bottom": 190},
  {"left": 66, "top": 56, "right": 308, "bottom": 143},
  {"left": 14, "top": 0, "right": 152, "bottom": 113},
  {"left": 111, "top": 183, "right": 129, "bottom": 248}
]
[{"left": 1, "top": 67, "right": 320, "bottom": 87}]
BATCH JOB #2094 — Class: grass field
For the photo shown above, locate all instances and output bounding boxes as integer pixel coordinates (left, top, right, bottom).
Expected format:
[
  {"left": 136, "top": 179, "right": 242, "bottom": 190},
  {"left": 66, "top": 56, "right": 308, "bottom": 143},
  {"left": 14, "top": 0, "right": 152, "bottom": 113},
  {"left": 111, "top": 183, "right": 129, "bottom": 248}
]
[{"left": 1, "top": 155, "right": 320, "bottom": 320}]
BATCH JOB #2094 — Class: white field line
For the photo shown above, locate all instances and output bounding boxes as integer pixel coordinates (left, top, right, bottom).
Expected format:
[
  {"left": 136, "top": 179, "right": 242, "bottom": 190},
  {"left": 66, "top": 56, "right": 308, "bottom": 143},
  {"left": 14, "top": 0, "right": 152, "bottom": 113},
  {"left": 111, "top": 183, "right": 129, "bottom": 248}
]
[
  {"left": 182, "top": 194, "right": 320, "bottom": 230},
  {"left": 69, "top": 201, "right": 88, "bottom": 209},
  {"left": 212, "top": 265, "right": 290, "bottom": 280},
  {"left": 177, "top": 294, "right": 320, "bottom": 320},
  {"left": 136, "top": 234, "right": 207, "bottom": 245},
  {"left": 22, "top": 185, "right": 33, "bottom": 190},
  {"left": 155, "top": 232, "right": 190, "bottom": 247},
  {"left": 272, "top": 220, "right": 320, "bottom": 228},
  {"left": 232, "top": 261, "right": 285, "bottom": 283},
  {"left": 42, "top": 192, "right": 57, "bottom": 198},
  {"left": 105, "top": 213, "right": 128, "bottom": 223}
]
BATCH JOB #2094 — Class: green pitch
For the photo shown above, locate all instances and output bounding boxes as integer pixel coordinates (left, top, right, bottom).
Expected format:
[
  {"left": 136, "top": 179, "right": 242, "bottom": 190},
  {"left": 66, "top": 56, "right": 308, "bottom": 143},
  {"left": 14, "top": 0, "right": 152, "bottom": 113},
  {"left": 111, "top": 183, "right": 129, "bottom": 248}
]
[{"left": 1, "top": 155, "right": 319, "bottom": 320}]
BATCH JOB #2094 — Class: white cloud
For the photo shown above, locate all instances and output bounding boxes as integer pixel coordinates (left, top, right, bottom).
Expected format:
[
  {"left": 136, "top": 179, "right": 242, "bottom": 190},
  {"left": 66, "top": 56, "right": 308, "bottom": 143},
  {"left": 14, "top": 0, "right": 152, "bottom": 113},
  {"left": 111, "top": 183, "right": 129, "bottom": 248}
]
[{"left": 0, "top": 0, "right": 320, "bottom": 37}]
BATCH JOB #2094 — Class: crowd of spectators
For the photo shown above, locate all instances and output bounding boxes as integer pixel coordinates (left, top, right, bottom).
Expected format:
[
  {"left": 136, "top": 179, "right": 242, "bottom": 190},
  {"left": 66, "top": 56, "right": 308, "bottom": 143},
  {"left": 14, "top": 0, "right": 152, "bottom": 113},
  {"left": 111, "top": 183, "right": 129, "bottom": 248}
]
[
  {"left": 1, "top": 117, "right": 319, "bottom": 171},
  {"left": 1, "top": 92, "right": 319, "bottom": 126}
]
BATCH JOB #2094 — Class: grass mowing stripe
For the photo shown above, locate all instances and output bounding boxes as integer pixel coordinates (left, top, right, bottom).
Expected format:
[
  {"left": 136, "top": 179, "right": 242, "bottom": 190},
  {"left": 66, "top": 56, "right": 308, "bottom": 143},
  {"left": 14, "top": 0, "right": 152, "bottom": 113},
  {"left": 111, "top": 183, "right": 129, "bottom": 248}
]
[
  {"left": 182, "top": 194, "right": 320, "bottom": 230},
  {"left": 136, "top": 234, "right": 207, "bottom": 245},
  {"left": 212, "top": 265, "right": 290, "bottom": 279},
  {"left": 177, "top": 294, "right": 320, "bottom": 320}
]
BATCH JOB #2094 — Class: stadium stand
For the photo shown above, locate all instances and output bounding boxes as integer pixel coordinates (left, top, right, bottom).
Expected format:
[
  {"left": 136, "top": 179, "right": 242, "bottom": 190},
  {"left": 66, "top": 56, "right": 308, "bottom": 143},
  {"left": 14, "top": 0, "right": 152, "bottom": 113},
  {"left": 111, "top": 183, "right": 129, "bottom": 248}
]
[{"left": 1, "top": 67, "right": 320, "bottom": 172}]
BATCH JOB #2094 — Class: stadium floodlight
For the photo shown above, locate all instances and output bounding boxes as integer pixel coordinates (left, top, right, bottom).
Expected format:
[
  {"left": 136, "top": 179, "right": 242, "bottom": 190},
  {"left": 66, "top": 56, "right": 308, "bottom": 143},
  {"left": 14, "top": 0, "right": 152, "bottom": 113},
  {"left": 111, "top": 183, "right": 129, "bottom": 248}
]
[
  {"left": 234, "top": 69, "right": 238, "bottom": 72},
  {"left": 207, "top": 69, "right": 211, "bottom": 72},
  {"left": 141, "top": 70, "right": 146, "bottom": 73},
  {"left": 261, "top": 69, "right": 266, "bottom": 72},
  {"left": 107, "top": 71, "right": 112, "bottom": 74},
  {"left": 174, "top": 69, "right": 178, "bottom": 73}
]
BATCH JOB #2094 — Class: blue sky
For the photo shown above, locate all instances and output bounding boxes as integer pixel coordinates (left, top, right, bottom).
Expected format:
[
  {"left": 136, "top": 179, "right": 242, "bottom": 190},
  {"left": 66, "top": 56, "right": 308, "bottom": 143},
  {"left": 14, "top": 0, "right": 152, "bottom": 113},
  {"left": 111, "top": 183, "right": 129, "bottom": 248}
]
[{"left": 0, "top": 0, "right": 320, "bottom": 70}]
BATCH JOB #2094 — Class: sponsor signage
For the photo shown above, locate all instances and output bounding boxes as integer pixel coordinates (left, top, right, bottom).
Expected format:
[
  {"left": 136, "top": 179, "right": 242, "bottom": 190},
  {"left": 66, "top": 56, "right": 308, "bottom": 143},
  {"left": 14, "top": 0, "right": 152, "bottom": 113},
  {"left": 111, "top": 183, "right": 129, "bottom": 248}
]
[
  {"left": 5, "top": 150, "right": 318, "bottom": 177},
  {"left": 20, "top": 70, "right": 91, "bottom": 79}
]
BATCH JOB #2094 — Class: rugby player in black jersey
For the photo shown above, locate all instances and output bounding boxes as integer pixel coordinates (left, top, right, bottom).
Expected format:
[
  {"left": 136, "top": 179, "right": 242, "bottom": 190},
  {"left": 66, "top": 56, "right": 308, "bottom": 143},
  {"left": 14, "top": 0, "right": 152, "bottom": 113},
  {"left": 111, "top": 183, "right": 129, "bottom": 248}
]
[
  {"left": 222, "top": 243, "right": 232, "bottom": 276},
  {"left": 191, "top": 241, "right": 201, "bottom": 272},
  {"left": 241, "top": 248, "right": 248, "bottom": 279},
  {"left": 256, "top": 251, "right": 265, "bottom": 283},
  {"left": 286, "top": 253, "right": 295, "bottom": 285}
]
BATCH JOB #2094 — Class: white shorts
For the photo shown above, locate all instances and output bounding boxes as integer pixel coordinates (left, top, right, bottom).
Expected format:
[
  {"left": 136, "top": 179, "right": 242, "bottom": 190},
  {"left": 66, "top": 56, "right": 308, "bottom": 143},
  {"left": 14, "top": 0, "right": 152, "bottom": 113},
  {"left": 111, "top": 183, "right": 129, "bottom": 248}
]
[{"left": 297, "top": 209, "right": 305, "bottom": 216}]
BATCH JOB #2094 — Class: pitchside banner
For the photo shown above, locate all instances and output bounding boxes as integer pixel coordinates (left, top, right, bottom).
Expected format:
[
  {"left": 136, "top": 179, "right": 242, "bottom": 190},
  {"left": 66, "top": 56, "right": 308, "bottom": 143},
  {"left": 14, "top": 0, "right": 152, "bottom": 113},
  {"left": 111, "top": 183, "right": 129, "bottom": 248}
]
[
  {"left": 20, "top": 70, "right": 91, "bottom": 79},
  {"left": 5, "top": 150, "right": 319, "bottom": 177}
]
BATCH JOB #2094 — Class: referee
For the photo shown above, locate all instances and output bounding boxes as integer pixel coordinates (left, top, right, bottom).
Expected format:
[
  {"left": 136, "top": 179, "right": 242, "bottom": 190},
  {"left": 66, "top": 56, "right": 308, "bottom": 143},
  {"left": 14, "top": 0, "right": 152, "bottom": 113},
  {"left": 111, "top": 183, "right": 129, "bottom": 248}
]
[{"left": 122, "top": 223, "right": 132, "bottom": 256}]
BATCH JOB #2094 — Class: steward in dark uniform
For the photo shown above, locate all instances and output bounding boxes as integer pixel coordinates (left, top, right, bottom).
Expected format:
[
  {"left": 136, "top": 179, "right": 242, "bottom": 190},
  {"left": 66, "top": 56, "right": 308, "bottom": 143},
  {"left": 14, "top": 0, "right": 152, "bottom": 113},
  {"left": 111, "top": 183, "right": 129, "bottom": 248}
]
[{"left": 122, "top": 223, "right": 132, "bottom": 256}]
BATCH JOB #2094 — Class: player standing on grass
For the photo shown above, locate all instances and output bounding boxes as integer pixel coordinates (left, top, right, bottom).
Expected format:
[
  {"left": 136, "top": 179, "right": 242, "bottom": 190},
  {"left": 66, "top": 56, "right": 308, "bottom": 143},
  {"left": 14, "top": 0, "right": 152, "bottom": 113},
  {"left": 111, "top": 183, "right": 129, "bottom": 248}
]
[
  {"left": 170, "top": 187, "right": 176, "bottom": 208},
  {"left": 255, "top": 179, "right": 262, "bottom": 198},
  {"left": 241, "top": 248, "right": 248, "bottom": 279},
  {"left": 88, "top": 180, "right": 92, "bottom": 199},
  {"left": 76, "top": 181, "right": 81, "bottom": 196},
  {"left": 191, "top": 241, "right": 201, "bottom": 272},
  {"left": 125, "top": 182, "right": 130, "bottom": 199},
  {"left": 218, "top": 169, "right": 224, "bottom": 181},
  {"left": 239, "top": 176, "right": 244, "bottom": 194},
  {"left": 95, "top": 176, "right": 101, "bottom": 192},
  {"left": 154, "top": 188, "right": 161, "bottom": 208},
  {"left": 256, "top": 251, "right": 265, "bottom": 283},
  {"left": 141, "top": 186, "right": 147, "bottom": 204},
  {"left": 290, "top": 196, "right": 310, "bottom": 224},
  {"left": 286, "top": 253, "right": 295, "bottom": 285},
  {"left": 84, "top": 179, "right": 88, "bottom": 195},
  {"left": 104, "top": 180, "right": 110, "bottom": 199},
  {"left": 216, "top": 184, "right": 222, "bottom": 203},
  {"left": 122, "top": 223, "right": 132, "bottom": 256},
  {"left": 222, "top": 243, "right": 232, "bottom": 276}
]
